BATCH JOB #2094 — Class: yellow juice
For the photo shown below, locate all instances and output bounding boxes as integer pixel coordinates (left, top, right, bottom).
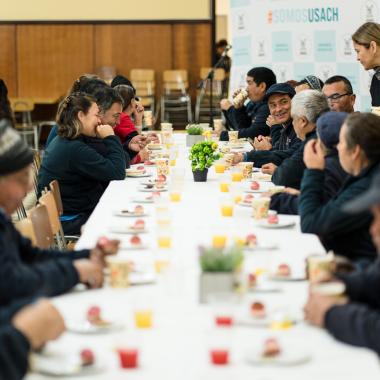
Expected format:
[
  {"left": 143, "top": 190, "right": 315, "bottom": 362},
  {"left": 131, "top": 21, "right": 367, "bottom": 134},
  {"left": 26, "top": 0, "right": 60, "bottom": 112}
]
[
  {"left": 154, "top": 260, "right": 169, "bottom": 273},
  {"left": 169, "top": 192, "right": 181, "bottom": 202},
  {"left": 219, "top": 183, "right": 230, "bottom": 192},
  {"left": 231, "top": 172, "right": 243, "bottom": 182},
  {"left": 134, "top": 310, "right": 153, "bottom": 328},
  {"left": 165, "top": 143, "right": 174, "bottom": 149},
  {"left": 233, "top": 195, "right": 242, "bottom": 204},
  {"left": 221, "top": 205, "right": 234, "bottom": 217},
  {"left": 233, "top": 236, "right": 245, "bottom": 247},
  {"left": 214, "top": 164, "right": 226, "bottom": 174},
  {"left": 158, "top": 236, "right": 172, "bottom": 248},
  {"left": 169, "top": 159, "right": 176, "bottom": 166},
  {"left": 212, "top": 235, "right": 227, "bottom": 248}
]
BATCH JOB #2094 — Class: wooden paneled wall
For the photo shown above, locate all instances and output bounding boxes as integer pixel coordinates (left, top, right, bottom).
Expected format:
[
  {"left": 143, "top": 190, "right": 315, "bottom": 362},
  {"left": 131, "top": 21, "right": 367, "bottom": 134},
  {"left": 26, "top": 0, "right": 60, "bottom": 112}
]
[{"left": 0, "top": 22, "right": 212, "bottom": 101}]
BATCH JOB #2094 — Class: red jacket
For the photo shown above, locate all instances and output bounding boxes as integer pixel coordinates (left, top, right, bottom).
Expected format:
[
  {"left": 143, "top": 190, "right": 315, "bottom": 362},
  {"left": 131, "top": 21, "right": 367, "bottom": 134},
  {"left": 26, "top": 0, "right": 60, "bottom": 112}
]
[{"left": 114, "top": 113, "right": 141, "bottom": 164}]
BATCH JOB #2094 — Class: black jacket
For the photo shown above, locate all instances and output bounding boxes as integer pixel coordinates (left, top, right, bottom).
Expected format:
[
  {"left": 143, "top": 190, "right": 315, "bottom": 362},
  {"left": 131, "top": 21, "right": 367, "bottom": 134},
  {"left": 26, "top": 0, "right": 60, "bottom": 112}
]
[
  {"left": 270, "top": 151, "right": 347, "bottom": 214},
  {"left": 0, "top": 210, "right": 89, "bottom": 306},
  {"left": 370, "top": 73, "right": 380, "bottom": 107},
  {"left": 325, "top": 258, "right": 380, "bottom": 355},
  {"left": 38, "top": 135, "right": 126, "bottom": 215},
  {"left": 220, "top": 101, "right": 270, "bottom": 140},
  {"left": 299, "top": 162, "right": 379, "bottom": 263},
  {"left": 245, "top": 121, "right": 301, "bottom": 167},
  {"left": 272, "top": 130, "right": 317, "bottom": 189},
  {"left": 0, "top": 324, "right": 29, "bottom": 380}
]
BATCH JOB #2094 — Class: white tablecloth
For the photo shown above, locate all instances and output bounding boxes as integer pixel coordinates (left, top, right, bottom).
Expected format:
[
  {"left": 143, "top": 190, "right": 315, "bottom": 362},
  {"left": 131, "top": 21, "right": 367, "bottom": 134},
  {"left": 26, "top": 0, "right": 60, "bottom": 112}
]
[{"left": 27, "top": 134, "right": 380, "bottom": 380}]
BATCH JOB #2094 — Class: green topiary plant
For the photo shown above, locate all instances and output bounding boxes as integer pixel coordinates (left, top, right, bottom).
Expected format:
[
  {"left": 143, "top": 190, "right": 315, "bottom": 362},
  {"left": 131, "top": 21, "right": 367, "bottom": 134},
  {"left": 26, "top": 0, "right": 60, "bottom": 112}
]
[
  {"left": 186, "top": 124, "right": 204, "bottom": 135},
  {"left": 199, "top": 246, "right": 244, "bottom": 273},
  {"left": 189, "top": 141, "right": 221, "bottom": 172}
]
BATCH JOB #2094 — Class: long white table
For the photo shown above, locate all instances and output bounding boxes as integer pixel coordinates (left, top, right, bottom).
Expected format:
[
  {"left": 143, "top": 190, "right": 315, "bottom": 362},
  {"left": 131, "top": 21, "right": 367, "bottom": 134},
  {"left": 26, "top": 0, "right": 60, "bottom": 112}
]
[{"left": 28, "top": 134, "right": 380, "bottom": 380}]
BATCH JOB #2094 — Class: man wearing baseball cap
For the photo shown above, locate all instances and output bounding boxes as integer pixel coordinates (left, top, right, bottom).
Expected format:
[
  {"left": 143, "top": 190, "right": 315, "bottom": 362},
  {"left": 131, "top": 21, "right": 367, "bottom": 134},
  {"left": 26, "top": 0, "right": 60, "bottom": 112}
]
[
  {"left": 304, "top": 168, "right": 380, "bottom": 355},
  {"left": 233, "top": 83, "right": 302, "bottom": 168},
  {"left": 0, "top": 120, "right": 119, "bottom": 306}
]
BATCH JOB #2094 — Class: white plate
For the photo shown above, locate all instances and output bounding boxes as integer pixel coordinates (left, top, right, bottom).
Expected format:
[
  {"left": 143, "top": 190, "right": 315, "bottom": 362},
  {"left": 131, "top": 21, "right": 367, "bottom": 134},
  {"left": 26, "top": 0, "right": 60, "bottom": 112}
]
[
  {"left": 257, "top": 220, "right": 296, "bottom": 229},
  {"left": 238, "top": 201, "right": 254, "bottom": 207},
  {"left": 245, "top": 347, "right": 312, "bottom": 366},
  {"left": 129, "top": 271, "right": 156, "bottom": 285},
  {"left": 237, "top": 311, "right": 301, "bottom": 328},
  {"left": 140, "top": 179, "right": 167, "bottom": 186},
  {"left": 269, "top": 274, "right": 306, "bottom": 282},
  {"left": 244, "top": 242, "right": 278, "bottom": 251},
  {"left": 31, "top": 351, "right": 104, "bottom": 376},
  {"left": 119, "top": 243, "right": 149, "bottom": 251},
  {"left": 108, "top": 226, "right": 148, "bottom": 234},
  {"left": 250, "top": 173, "right": 273, "bottom": 182},
  {"left": 248, "top": 283, "right": 282, "bottom": 293},
  {"left": 138, "top": 186, "right": 167, "bottom": 192},
  {"left": 126, "top": 171, "right": 151, "bottom": 178},
  {"left": 147, "top": 144, "right": 163, "bottom": 150},
  {"left": 131, "top": 197, "right": 155, "bottom": 204},
  {"left": 66, "top": 319, "right": 124, "bottom": 334},
  {"left": 113, "top": 211, "right": 149, "bottom": 218}
]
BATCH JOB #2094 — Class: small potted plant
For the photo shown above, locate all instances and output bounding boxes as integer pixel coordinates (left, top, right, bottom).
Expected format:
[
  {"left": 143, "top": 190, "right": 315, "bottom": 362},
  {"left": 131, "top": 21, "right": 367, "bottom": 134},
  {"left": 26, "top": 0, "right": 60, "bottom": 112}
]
[
  {"left": 186, "top": 124, "right": 205, "bottom": 147},
  {"left": 199, "top": 246, "right": 244, "bottom": 303},
  {"left": 189, "top": 141, "right": 221, "bottom": 182}
]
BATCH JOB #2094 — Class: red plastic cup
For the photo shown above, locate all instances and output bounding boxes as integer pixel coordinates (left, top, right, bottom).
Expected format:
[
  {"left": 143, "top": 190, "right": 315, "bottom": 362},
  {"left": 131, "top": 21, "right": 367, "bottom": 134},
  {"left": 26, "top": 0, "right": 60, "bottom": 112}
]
[
  {"left": 215, "top": 316, "right": 233, "bottom": 326},
  {"left": 210, "top": 349, "right": 229, "bottom": 365},
  {"left": 117, "top": 349, "right": 139, "bottom": 369}
]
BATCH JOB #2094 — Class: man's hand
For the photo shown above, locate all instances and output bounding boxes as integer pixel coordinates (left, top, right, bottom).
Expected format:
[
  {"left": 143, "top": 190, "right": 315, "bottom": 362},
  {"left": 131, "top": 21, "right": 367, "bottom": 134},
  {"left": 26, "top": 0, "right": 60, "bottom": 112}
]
[
  {"left": 232, "top": 153, "right": 244, "bottom": 165},
  {"left": 304, "top": 139, "right": 325, "bottom": 170},
  {"left": 146, "top": 132, "right": 160, "bottom": 143},
  {"left": 12, "top": 299, "right": 65, "bottom": 349},
  {"left": 283, "top": 187, "right": 301, "bottom": 196},
  {"left": 266, "top": 115, "right": 276, "bottom": 128},
  {"left": 90, "top": 237, "right": 120, "bottom": 266},
  {"left": 253, "top": 136, "right": 272, "bottom": 151},
  {"left": 129, "top": 135, "right": 148, "bottom": 152},
  {"left": 73, "top": 259, "right": 104, "bottom": 289},
  {"left": 133, "top": 102, "right": 144, "bottom": 126},
  {"left": 96, "top": 124, "right": 115, "bottom": 139},
  {"left": 304, "top": 292, "right": 347, "bottom": 327},
  {"left": 261, "top": 163, "right": 277, "bottom": 175},
  {"left": 137, "top": 149, "right": 150, "bottom": 162},
  {"left": 220, "top": 99, "right": 232, "bottom": 111}
]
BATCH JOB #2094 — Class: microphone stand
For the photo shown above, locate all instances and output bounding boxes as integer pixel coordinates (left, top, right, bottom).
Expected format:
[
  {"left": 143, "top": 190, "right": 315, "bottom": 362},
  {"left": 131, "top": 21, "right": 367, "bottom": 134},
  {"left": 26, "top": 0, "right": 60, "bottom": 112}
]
[{"left": 197, "top": 46, "right": 230, "bottom": 129}]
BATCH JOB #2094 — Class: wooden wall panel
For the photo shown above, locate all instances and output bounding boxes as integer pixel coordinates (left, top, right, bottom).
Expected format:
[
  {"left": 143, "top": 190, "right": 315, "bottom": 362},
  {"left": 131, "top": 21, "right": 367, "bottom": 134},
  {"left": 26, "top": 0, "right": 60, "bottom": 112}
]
[
  {"left": 94, "top": 24, "right": 173, "bottom": 97},
  {"left": 17, "top": 25, "right": 94, "bottom": 99},
  {"left": 172, "top": 23, "right": 212, "bottom": 98},
  {"left": 0, "top": 25, "right": 17, "bottom": 96}
]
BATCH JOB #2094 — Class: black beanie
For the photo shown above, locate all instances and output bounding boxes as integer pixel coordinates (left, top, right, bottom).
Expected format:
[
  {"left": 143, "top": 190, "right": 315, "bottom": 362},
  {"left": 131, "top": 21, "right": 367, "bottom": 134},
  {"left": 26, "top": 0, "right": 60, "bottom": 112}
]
[{"left": 0, "top": 119, "right": 34, "bottom": 176}]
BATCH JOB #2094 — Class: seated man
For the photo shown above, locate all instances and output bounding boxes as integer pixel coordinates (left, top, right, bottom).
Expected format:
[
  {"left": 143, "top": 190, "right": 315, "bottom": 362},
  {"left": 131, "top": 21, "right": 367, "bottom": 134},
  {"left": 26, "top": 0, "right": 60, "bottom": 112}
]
[
  {"left": 299, "top": 112, "right": 380, "bottom": 265},
  {"left": 0, "top": 121, "right": 118, "bottom": 305},
  {"left": 232, "top": 83, "right": 301, "bottom": 168},
  {"left": 0, "top": 299, "right": 65, "bottom": 380},
  {"left": 322, "top": 75, "right": 356, "bottom": 113},
  {"left": 264, "top": 90, "right": 329, "bottom": 189},
  {"left": 304, "top": 170, "right": 380, "bottom": 355},
  {"left": 270, "top": 111, "right": 348, "bottom": 214},
  {"left": 219, "top": 66, "right": 276, "bottom": 140}
]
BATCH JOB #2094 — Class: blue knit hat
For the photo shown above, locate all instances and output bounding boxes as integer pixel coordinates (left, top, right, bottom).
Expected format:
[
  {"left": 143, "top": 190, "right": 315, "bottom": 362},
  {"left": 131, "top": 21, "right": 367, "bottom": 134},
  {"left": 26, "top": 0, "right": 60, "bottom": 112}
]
[{"left": 316, "top": 111, "right": 348, "bottom": 150}]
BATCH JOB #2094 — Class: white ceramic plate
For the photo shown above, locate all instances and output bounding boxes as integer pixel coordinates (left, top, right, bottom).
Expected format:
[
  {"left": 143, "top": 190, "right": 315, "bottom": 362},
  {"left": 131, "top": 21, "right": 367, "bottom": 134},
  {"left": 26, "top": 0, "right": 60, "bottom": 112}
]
[
  {"left": 237, "top": 311, "right": 301, "bottom": 328},
  {"left": 138, "top": 186, "right": 167, "bottom": 193},
  {"left": 131, "top": 197, "right": 155, "bottom": 204},
  {"left": 245, "top": 347, "right": 312, "bottom": 366},
  {"left": 31, "top": 351, "right": 105, "bottom": 376},
  {"left": 66, "top": 319, "right": 124, "bottom": 334},
  {"left": 140, "top": 179, "right": 167, "bottom": 186},
  {"left": 113, "top": 210, "right": 149, "bottom": 217},
  {"left": 243, "top": 242, "right": 279, "bottom": 251},
  {"left": 269, "top": 274, "right": 306, "bottom": 282},
  {"left": 147, "top": 144, "right": 163, "bottom": 150},
  {"left": 119, "top": 243, "right": 149, "bottom": 251},
  {"left": 108, "top": 226, "right": 148, "bottom": 234},
  {"left": 256, "top": 220, "right": 296, "bottom": 229},
  {"left": 238, "top": 201, "right": 254, "bottom": 207},
  {"left": 247, "top": 283, "right": 282, "bottom": 293},
  {"left": 250, "top": 173, "right": 273, "bottom": 182},
  {"left": 126, "top": 172, "right": 151, "bottom": 178},
  {"left": 129, "top": 271, "right": 156, "bottom": 285}
]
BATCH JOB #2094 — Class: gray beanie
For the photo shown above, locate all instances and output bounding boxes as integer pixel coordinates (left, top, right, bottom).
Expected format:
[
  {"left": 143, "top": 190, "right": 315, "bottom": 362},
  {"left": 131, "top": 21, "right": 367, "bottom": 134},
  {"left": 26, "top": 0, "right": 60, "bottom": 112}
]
[{"left": 0, "top": 119, "right": 34, "bottom": 176}]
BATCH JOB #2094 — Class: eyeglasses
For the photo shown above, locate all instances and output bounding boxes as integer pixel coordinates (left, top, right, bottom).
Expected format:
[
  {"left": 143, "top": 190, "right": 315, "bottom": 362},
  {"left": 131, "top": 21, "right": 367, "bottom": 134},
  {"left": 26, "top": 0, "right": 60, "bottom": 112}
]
[{"left": 326, "top": 93, "right": 352, "bottom": 103}]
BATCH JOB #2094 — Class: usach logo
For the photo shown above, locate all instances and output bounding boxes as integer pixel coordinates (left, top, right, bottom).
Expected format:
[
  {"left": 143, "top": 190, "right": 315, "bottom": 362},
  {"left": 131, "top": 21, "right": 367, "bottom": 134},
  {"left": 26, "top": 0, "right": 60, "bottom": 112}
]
[{"left": 268, "top": 7, "right": 339, "bottom": 24}]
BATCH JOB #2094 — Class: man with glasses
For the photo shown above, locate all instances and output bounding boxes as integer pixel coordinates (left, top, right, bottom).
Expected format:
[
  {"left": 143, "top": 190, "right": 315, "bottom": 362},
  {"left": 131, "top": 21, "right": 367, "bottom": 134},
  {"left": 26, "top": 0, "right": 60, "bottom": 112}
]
[{"left": 322, "top": 76, "right": 356, "bottom": 113}]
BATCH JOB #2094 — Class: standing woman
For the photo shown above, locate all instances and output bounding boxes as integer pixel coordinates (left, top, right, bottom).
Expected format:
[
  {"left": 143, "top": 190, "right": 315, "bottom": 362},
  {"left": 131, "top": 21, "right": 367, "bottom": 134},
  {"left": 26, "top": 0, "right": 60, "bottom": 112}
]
[{"left": 352, "top": 22, "right": 380, "bottom": 106}]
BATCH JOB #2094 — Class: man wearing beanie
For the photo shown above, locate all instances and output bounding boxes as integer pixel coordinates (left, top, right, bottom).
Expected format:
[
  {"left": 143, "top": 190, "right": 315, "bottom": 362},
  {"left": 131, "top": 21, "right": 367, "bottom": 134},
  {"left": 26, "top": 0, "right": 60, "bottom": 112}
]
[
  {"left": 0, "top": 120, "right": 119, "bottom": 306},
  {"left": 270, "top": 112, "right": 348, "bottom": 214}
]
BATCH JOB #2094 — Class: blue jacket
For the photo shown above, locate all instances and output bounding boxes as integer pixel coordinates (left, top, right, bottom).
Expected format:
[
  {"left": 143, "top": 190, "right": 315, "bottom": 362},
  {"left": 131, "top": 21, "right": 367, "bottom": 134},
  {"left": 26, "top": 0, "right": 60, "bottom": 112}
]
[
  {"left": 244, "top": 121, "right": 301, "bottom": 167},
  {"left": 220, "top": 101, "right": 270, "bottom": 140},
  {"left": 0, "top": 210, "right": 90, "bottom": 306},
  {"left": 38, "top": 135, "right": 126, "bottom": 215},
  {"left": 299, "top": 162, "right": 379, "bottom": 262},
  {"left": 270, "top": 152, "right": 347, "bottom": 214},
  {"left": 325, "top": 257, "right": 380, "bottom": 355}
]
